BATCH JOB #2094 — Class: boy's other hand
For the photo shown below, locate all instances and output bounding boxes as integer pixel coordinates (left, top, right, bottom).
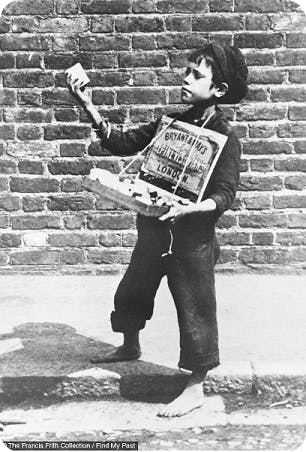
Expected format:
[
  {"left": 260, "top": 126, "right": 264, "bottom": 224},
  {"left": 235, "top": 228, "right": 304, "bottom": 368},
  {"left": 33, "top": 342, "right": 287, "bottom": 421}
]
[
  {"left": 66, "top": 73, "right": 91, "bottom": 106},
  {"left": 159, "top": 200, "right": 194, "bottom": 223}
]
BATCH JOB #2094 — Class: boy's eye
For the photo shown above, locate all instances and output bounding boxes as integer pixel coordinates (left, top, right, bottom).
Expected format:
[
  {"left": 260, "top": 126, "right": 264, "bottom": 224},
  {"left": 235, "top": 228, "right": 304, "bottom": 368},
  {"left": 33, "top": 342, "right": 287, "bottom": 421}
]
[{"left": 185, "top": 68, "right": 191, "bottom": 76}]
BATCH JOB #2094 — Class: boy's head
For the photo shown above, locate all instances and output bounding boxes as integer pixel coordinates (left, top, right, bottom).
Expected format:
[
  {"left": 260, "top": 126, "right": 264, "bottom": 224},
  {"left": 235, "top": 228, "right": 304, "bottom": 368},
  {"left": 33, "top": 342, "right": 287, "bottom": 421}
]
[{"left": 181, "top": 43, "right": 248, "bottom": 106}]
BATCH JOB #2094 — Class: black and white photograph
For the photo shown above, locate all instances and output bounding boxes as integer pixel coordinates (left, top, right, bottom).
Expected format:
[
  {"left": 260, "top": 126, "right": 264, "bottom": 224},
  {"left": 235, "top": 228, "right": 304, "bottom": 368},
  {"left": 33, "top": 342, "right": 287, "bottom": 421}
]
[{"left": 0, "top": 0, "right": 306, "bottom": 449}]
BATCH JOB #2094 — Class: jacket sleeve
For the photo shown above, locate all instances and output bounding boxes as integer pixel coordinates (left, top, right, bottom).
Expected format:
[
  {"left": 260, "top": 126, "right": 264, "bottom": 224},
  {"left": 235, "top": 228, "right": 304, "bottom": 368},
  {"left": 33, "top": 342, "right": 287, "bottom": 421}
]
[
  {"left": 206, "top": 131, "right": 241, "bottom": 217},
  {"left": 96, "top": 120, "right": 159, "bottom": 156}
]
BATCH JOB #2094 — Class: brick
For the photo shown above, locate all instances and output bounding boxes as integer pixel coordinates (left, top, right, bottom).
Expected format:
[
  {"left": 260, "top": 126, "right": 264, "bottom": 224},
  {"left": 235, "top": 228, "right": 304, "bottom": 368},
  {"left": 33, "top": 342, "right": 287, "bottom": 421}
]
[
  {"left": 244, "top": 50, "right": 274, "bottom": 66},
  {"left": 117, "top": 88, "right": 166, "bottom": 104},
  {"left": 157, "top": 70, "right": 182, "bottom": 86},
  {"left": 294, "top": 141, "right": 306, "bottom": 154},
  {"left": 7, "top": 142, "right": 58, "bottom": 159},
  {"left": 0, "top": 196, "right": 21, "bottom": 211},
  {"left": 0, "top": 125, "right": 15, "bottom": 140},
  {"left": 87, "top": 249, "right": 132, "bottom": 264},
  {"left": 250, "top": 158, "right": 274, "bottom": 172},
  {"left": 289, "top": 69, "right": 306, "bottom": 83},
  {"left": 91, "top": 16, "right": 114, "bottom": 33},
  {"left": 239, "top": 175, "right": 283, "bottom": 191},
  {"left": 88, "top": 141, "right": 112, "bottom": 157},
  {"left": 0, "top": 215, "right": 9, "bottom": 228},
  {"left": 169, "top": 88, "right": 181, "bottom": 104},
  {"left": 0, "top": 16, "right": 10, "bottom": 32},
  {"left": 252, "top": 232, "right": 274, "bottom": 246},
  {"left": 0, "top": 145, "right": 5, "bottom": 157},
  {"left": 10, "top": 250, "right": 60, "bottom": 265},
  {"left": 157, "top": 0, "right": 209, "bottom": 13},
  {"left": 0, "top": 178, "right": 9, "bottom": 192},
  {"left": 248, "top": 68, "right": 286, "bottom": 84},
  {"left": 275, "top": 157, "right": 306, "bottom": 172},
  {"left": 132, "top": 0, "right": 156, "bottom": 13},
  {"left": 17, "top": 125, "right": 42, "bottom": 141},
  {"left": 42, "top": 90, "right": 77, "bottom": 107},
  {"left": 88, "top": 214, "right": 135, "bottom": 230},
  {"left": 48, "top": 233, "right": 97, "bottom": 247},
  {"left": 12, "top": 215, "right": 62, "bottom": 230},
  {"left": 217, "top": 249, "right": 238, "bottom": 264},
  {"left": 92, "top": 90, "right": 115, "bottom": 105},
  {"left": 287, "top": 33, "right": 306, "bottom": 48},
  {"left": 60, "top": 143, "right": 85, "bottom": 158},
  {"left": 81, "top": 0, "right": 131, "bottom": 14},
  {"left": 241, "top": 194, "right": 272, "bottom": 210},
  {"left": 270, "top": 13, "right": 306, "bottom": 31},
  {"left": 218, "top": 232, "right": 250, "bottom": 246},
  {"left": 115, "top": 16, "right": 164, "bottom": 33},
  {"left": 60, "top": 250, "right": 86, "bottom": 265},
  {"left": 0, "top": 35, "right": 50, "bottom": 51},
  {"left": 23, "top": 232, "right": 47, "bottom": 247},
  {"left": 122, "top": 232, "right": 137, "bottom": 247},
  {"left": 276, "top": 232, "right": 306, "bottom": 246},
  {"left": 96, "top": 159, "right": 122, "bottom": 174},
  {"left": 278, "top": 122, "right": 306, "bottom": 138},
  {"left": 119, "top": 52, "right": 167, "bottom": 68},
  {"left": 274, "top": 194, "right": 306, "bottom": 209},
  {"left": 0, "top": 252, "right": 9, "bottom": 265},
  {"left": 192, "top": 15, "right": 244, "bottom": 31},
  {"left": 64, "top": 215, "right": 86, "bottom": 230},
  {"left": 3, "top": 72, "right": 54, "bottom": 88},
  {"left": 44, "top": 125, "right": 91, "bottom": 141},
  {"left": 55, "top": 0, "right": 79, "bottom": 14},
  {"left": 239, "top": 248, "right": 288, "bottom": 265},
  {"left": 17, "top": 92, "right": 41, "bottom": 107},
  {"left": 18, "top": 160, "right": 44, "bottom": 175},
  {"left": 289, "top": 248, "right": 306, "bottom": 263},
  {"left": 0, "top": 233, "right": 21, "bottom": 248},
  {"left": 16, "top": 54, "right": 41, "bottom": 69},
  {"left": 0, "top": 54, "right": 15, "bottom": 69},
  {"left": 80, "top": 36, "right": 130, "bottom": 51},
  {"left": 99, "top": 232, "right": 122, "bottom": 247},
  {"left": 242, "top": 141, "right": 292, "bottom": 155},
  {"left": 216, "top": 214, "right": 237, "bottom": 229},
  {"left": 94, "top": 54, "right": 118, "bottom": 69},
  {"left": 276, "top": 50, "right": 306, "bottom": 66},
  {"left": 3, "top": 0, "right": 54, "bottom": 15},
  {"left": 249, "top": 124, "right": 276, "bottom": 138},
  {"left": 133, "top": 72, "right": 156, "bottom": 86},
  {"left": 132, "top": 35, "right": 156, "bottom": 51},
  {"left": 129, "top": 107, "right": 154, "bottom": 123},
  {"left": 245, "top": 87, "right": 269, "bottom": 102},
  {"left": 48, "top": 161, "right": 93, "bottom": 176},
  {"left": 0, "top": 160, "right": 17, "bottom": 174},
  {"left": 209, "top": 0, "right": 232, "bottom": 11},
  {"left": 53, "top": 37, "right": 78, "bottom": 52},
  {"left": 169, "top": 50, "right": 193, "bottom": 68},
  {"left": 239, "top": 213, "right": 287, "bottom": 228},
  {"left": 231, "top": 125, "right": 248, "bottom": 138},
  {"left": 96, "top": 108, "right": 127, "bottom": 124},
  {"left": 11, "top": 17, "right": 39, "bottom": 33},
  {"left": 47, "top": 195, "right": 94, "bottom": 211},
  {"left": 88, "top": 71, "right": 131, "bottom": 87},
  {"left": 61, "top": 178, "right": 83, "bottom": 193},
  {"left": 246, "top": 15, "right": 270, "bottom": 30},
  {"left": 95, "top": 198, "right": 118, "bottom": 210},
  {"left": 288, "top": 214, "right": 306, "bottom": 228},
  {"left": 271, "top": 87, "right": 306, "bottom": 102},
  {"left": 39, "top": 17, "right": 88, "bottom": 33},
  {"left": 157, "top": 32, "right": 210, "bottom": 50},
  {"left": 239, "top": 159, "right": 249, "bottom": 172},
  {"left": 165, "top": 16, "right": 192, "bottom": 32},
  {"left": 234, "top": 33, "right": 283, "bottom": 49},
  {"left": 285, "top": 175, "right": 306, "bottom": 190},
  {"left": 54, "top": 108, "right": 79, "bottom": 122},
  {"left": 289, "top": 106, "right": 306, "bottom": 121},
  {"left": 23, "top": 196, "right": 45, "bottom": 212},
  {"left": 4, "top": 108, "right": 52, "bottom": 123},
  {"left": 234, "top": 0, "right": 284, "bottom": 12},
  {"left": 10, "top": 178, "right": 60, "bottom": 193},
  {"left": 237, "top": 105, "right": 287, "bottom": 121}
]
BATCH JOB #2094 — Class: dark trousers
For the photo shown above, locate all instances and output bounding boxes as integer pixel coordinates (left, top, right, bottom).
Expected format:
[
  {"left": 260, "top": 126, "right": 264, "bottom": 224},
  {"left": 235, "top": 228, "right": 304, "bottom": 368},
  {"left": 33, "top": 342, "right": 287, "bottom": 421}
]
[{"left": 111, "top": 230, "right": 220, "bottom": 372}]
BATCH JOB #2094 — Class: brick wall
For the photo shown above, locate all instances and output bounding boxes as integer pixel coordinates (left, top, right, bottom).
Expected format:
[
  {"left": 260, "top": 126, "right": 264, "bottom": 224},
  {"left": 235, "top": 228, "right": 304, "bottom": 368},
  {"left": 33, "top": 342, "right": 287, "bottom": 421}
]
[{"left": 0, "top": 0, "right": 305, "bottom": 274}]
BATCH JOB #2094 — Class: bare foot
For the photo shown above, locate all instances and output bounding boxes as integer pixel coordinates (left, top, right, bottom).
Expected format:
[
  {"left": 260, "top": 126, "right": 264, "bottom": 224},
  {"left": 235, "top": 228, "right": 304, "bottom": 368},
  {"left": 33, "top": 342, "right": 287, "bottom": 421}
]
[
  {"left": 157, "top": 381, "right": 204, "bottom": 417},
  {"left": 90, "top": 345, "right": 141, "bottom": 364}
]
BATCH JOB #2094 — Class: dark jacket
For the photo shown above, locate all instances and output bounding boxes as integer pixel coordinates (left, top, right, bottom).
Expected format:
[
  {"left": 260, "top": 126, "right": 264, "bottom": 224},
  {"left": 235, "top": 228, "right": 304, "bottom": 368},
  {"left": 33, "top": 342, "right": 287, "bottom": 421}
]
[{"left": 97, "top": 106, "right": 241, "bottom": 250}]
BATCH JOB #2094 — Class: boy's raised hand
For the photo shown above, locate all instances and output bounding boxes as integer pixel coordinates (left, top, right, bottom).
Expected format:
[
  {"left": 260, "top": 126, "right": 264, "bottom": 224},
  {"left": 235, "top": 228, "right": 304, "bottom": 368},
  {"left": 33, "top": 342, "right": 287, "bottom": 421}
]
[{"left": 66, "top": 73, "right": 91, "bottom": 106}]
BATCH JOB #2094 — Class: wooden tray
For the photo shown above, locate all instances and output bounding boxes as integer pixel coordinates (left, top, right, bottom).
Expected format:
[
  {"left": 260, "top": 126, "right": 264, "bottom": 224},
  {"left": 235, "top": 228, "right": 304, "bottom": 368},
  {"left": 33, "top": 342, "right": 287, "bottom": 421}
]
[{"left": 82, "top": 177, "right": 169, "bottom": 217}]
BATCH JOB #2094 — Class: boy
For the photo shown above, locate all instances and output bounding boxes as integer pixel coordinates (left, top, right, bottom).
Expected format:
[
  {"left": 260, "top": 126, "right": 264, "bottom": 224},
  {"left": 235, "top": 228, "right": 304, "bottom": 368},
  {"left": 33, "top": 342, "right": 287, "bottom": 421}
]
[{"left": 67, "top": 42, "right": 248, "bottom": 417}]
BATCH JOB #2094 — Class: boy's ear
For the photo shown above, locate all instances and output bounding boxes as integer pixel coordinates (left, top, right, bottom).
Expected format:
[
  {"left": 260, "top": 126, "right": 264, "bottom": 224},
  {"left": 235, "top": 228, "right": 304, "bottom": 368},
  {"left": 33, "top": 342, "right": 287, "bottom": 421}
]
[{"left": 214, "top": 83, "right": 228, "bottom": 99}]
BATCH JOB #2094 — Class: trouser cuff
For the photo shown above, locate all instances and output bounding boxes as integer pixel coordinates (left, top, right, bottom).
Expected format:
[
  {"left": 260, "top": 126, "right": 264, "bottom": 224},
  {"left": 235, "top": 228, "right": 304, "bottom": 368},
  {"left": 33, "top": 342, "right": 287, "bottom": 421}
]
[{"left": 111, "top": 311, "right": 146, "bottom": 332}]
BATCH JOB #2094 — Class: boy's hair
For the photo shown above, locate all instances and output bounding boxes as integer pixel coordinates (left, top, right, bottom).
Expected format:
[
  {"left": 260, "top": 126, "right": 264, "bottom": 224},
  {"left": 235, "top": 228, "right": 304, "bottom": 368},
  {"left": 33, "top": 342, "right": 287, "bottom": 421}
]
[{"left": 188, "top": 43, "right": 248, "bottom": 104}]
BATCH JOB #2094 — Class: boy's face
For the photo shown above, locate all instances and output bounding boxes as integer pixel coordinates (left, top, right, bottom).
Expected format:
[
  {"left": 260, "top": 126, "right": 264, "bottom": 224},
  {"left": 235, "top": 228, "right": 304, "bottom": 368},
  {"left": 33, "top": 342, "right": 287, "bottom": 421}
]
[{"left": 181, "top": 59, "right": 217, "bottom": 105}]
